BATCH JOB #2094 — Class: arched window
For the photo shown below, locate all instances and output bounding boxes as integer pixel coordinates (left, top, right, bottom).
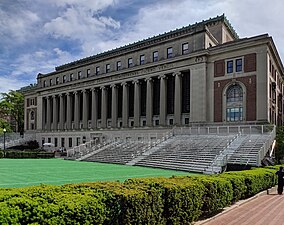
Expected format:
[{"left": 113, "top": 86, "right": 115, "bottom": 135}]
[{"left": 226, "top": 84, "right": 244, "bottom": 122}]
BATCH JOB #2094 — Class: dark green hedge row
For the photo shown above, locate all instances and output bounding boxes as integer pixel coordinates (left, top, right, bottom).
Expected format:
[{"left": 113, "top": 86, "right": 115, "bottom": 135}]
[
  {"left": 0, "top": 166, "right": 279, "bottom": 225},
  {"left": 0, "top": 151, "right": 54, "bottom": 159}
]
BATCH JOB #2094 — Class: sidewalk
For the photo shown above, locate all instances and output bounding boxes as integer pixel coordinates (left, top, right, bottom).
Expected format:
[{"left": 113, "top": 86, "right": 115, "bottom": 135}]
[{"left": 195, "top": 187, "right": 284, "bottom": 225}]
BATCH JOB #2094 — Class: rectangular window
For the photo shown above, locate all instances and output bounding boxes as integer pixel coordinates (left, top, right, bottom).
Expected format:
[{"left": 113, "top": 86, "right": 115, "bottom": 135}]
[
  {"left": 70, "top": 73, "right": 74, "bottom": 81},
  {"left": 227, "top": 60, "right": 233, "bottom": 73},
  {"left": 106, "top": 64, "right": 110, "bottom": 73},
  {"left": 117, "top": 61, "right": 121, "bottom": 70},
  {"left": 78, "top": 71, "right": 82, "bottom": 79},
  {"left": 182, "top": 43, "right": 189, "bottom": 55},
  {"left": 140, "top": 55, "right": 145, "bottom": 65},
  {"left": 95, "top": 66, "right": 100, "bottom": 75},
  {"left": 87, "top": 69, "right": 91, "bottom": 77},
  {"left": 167, "top": 47, "right": 173, "bottom": 58},
  {"left": 236, "top": 59, "right": 242, "bottom": 72},
  {"left": 49, "top": 79, "right": 53, "bottom": 86},
  {"left": 43, "top": 80, "right": 46, "bottom": 87},
  {"left": 128, "top": 58, "right": 133, "bottom": 68},
  {"left": 153, "top": 51, "right": 158, "bottom": 62}
]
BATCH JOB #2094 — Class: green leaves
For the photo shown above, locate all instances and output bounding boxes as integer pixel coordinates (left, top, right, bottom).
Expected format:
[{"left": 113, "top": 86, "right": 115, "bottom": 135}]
[
  {"left": 0, "top": 90, "right": 24, "bottom": 133},
  {"left": 0, "top": 167, "right": 279, "bottom": 224}
]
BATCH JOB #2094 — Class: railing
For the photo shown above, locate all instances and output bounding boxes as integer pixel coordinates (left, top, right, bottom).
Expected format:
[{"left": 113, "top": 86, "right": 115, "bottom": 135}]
[
  {"left": 256, "top": 125, "right": 276, "bottom": 166},
  {"left": 0, "top": 133, "right": 36, "bottom": 149},
  {"left": 172, "top": 124, "right": 274, "bottom": 136}
]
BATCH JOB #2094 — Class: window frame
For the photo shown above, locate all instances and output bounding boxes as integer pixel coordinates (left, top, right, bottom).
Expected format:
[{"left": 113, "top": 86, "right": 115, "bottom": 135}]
[
  {"left": 167, "top": 47, "right": 173, "bottom": 59},
  {"left": 153, "top": 51, "right": 158, "bottom": 62},
  {"left": 78, "top": 71, "right": 82, "bottom": 79},
  {"left": 70, "top": 73, "right": 74, "bottom": 81},
  {"left": 95, "top": 66, "right": 100, "bottom": 75},
  {"left": 128, "top": 58, "right": 133, "bottom": 68},
  {"left": 182, "top": 43, "right": 189, "bottom": 55},
  {"left": 87, "top": 69, "right": 91, "bottom": 77},
  {"left": 106, "top": 64, "right": 110, "bottom": 73},
  {"left": 117, "top": 61, "right": 122, "bottom": 70},
  {"left": 140, "top": 55, "right": 145, "bottom": 65}
]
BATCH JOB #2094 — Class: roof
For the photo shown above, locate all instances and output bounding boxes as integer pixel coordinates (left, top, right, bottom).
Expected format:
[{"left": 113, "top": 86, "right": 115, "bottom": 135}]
[{"left": 51, "top": 14, "right": 238, "bottom": 73}]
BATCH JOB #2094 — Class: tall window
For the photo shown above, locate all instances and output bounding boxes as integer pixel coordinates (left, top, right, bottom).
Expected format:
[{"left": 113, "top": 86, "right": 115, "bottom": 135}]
[
  {"left": 95, "top": 66, "right": 100, "bottom": 75},
  {"left": 227, "top": 60, "right": 233, "bottom": 73},
  {"left": 182, "top": 43, "right": 189, "bottom": 54},
  {"left": 167, "top": 47, "right": 173, "bottom": 58},
  {"left": 43, "top": 80, "right": 46, "bottom": 87},
  {"left": 87, "top": 69, "right": 91, "bottom": 77},
  {"left": 140, "top": 55, "right": 145, "bottom": 65},
  {"left": 117, "top": 61, "right": 121, "bottom": 70},
  {"left": 226, "top": 84, "right": 244, "bottom": 122},
  {"left": 128, "top": 58, "right": 133, "bottom": 68},
  {"left": 153, "top": 51, "right": 158, "bottom": 62},
  {"left": 106, "top": 64, "right": 110, "bottom": 73},
  {"left": 63, "top": 75, "right": 67, "bottom": 83},
  {"left": 49, "top": 79, "right": 53, "bottom": 86},
  {"left": 70, "top": 73, "right": 74, "bottom": 81},
  {"left": 236, "top": 58, "right": 242, "bottom": 72},
  {"left": 56, "top": 77, "right": 59, "bottom": 85},
  {"left": 78, "top": 71, "right": 82, "bottom": 79}
]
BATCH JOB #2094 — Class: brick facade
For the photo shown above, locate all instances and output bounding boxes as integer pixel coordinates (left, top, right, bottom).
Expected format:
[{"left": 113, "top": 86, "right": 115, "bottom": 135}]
[{"left": 214, "top": 75, "right": 256, "bottom": 122}]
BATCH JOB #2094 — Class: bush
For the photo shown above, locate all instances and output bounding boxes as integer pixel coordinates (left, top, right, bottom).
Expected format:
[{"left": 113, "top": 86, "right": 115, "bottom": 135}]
[
  {"left": 0, "top": 166, "right": 279, "bottom": 224},
  {"left": 4, "top": 151, "right": 54, "bottom": 159}
]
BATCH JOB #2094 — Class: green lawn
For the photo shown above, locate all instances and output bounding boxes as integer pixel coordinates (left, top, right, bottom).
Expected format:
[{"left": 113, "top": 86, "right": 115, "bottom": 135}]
[{"left": 0, "top": 158, "right": 201, "bottom": 188}]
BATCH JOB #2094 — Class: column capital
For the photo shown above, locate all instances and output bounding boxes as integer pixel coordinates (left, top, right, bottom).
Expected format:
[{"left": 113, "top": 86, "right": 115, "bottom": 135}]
[
  {"left": 100, "top": 86, "right": 107, "bottom": 90},
  {"left": 173, "top": 71, "right": 182, "bottom": 77},
  {"left": 121, "top": 82, "right": 129, "bottom": 87},
  {"left": 158, "top": 74, "right": 167, "bottom": 80},
  {"left": 132, "top": 79, "right": 140, "bottom": 85},
  {"left": 91, "top": 87, "right": 97, "bottom": 92},
  {"left": 145, "top": 77, "right": 153, "bottom": 82},
  {"left": 82, "top": 89, "right": 88, "bottom": 93},
  {"left": 73, "top": 90, "right": 79, "bottom": 95},
  {"left": 110, "top": 84, "right": 117, "bottom": 89}
]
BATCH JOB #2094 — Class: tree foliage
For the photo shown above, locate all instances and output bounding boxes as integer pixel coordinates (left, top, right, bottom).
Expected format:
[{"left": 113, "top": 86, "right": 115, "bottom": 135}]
[
  {"left": 0, "top": 90, "right": 24, "bottom": 133},
  {"left": 275, "top": 126, "right": 284, "bottom": 164}
]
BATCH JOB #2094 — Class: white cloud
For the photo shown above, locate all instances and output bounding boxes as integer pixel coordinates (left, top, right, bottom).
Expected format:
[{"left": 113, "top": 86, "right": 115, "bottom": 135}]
[
  {"left": 0, "top": 7, "right": 40, "bottom": 44},
  {"left": 0, "top": 77, "right": 29, "bottom": 93}
]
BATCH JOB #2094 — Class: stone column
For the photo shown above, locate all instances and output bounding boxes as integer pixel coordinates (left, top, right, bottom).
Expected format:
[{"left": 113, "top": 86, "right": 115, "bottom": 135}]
[
  {"left": 101, "top": 86, "right": 107, "bottom": 128},
  {"left": 133, "top": 79, "right": 141, "bottom": 127},
  {"left": 122, "top": 82, "right": 129, "bottom": 127},
  {"left": 173, "top": 71, "right": 182, "bottom": 125},
  {"left": 52, "top": 95, "right": 58, "bottom": 130},
  {"left": 46, "top": 96, "right": 51, "bottom": 130},
  {"left": 146, "top": 77, "right": 153, "bottom": 126},
  {"left": 59, "top": 94, "right": 64, "bottom": 130},
  {"left": 111, "top": 84, "right": 118, "bottom": 128},
  {"left": 159, "top": 74, "right": 167, "bottom": 126},
  {"left": 91, "top": 88, "right": 98, "bottom": 129},
  {"left": 66, "top": 93, "right": 72, "bottom": 130},
  {"left": 74, "top": 91, "right": 80, "bottom": 129},
  {"left": 42, "top": 97, "right": 46, "bottom": 130},
  {"left": 82, "top": 89, "right": 88, "bottom": 129}
]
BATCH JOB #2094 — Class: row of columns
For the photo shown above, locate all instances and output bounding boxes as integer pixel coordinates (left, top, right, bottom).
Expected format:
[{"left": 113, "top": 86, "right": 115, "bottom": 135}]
[{"left": 42, "top": 71, "right": 183, "bottom": 131}]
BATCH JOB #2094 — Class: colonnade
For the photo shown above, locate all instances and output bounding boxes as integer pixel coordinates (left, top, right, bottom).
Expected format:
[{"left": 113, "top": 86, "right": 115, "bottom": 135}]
[{"left": 42, "top": 71, "right": 190, "bottom": 131}]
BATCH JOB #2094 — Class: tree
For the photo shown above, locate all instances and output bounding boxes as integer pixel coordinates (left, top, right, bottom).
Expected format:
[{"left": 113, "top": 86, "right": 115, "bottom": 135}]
[
  {"left": 0, "top": 90, "right": 24, "bottom": 133},
  {"left": 275, "top": 126, "right": 284, "bottom": 164}
]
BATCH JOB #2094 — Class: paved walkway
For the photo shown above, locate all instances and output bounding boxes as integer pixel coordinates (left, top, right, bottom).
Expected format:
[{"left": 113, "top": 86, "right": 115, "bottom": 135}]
[{"left": 195, "top": 187, "right": 284, "bottom": 225}]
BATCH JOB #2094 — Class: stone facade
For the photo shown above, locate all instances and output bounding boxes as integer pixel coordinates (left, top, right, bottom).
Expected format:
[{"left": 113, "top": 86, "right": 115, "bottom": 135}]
[{"left": 23, "top": 15, "right": 284, "bottom": 149}]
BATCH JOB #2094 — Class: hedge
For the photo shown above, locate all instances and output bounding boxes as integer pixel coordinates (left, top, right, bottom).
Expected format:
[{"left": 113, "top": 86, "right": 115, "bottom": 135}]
[
  {"left": 2, "top": 151, "right": 55, "bottom": 159},
  {"left": 0, "top": 166, "right": 280, "bottom": 224}
]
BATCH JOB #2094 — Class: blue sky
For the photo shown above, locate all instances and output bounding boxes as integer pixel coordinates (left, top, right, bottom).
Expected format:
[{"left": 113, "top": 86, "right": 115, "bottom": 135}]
[{"left": 1, "top": 0, "right": 284, "bottom": 93}]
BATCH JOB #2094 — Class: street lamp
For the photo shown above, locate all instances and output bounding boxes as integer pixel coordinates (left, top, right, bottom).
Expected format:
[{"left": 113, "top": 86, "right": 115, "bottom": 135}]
[{"left": 3, "top": 128, "right": 6, "bottom": 150}]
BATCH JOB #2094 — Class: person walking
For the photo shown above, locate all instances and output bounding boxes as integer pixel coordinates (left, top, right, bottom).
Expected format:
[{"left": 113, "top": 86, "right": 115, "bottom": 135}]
[{"left": 276, "top": 166, "right": 284, "bottom": 195}]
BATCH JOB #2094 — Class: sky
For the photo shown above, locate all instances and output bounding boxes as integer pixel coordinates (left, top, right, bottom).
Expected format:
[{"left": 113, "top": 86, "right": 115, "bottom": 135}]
[{"left": 1, "top": 0, "right": 284, "bottom": 93}]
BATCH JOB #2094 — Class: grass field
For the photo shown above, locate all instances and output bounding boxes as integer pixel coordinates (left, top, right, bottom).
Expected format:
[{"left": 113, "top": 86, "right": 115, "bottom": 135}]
[{"left": 0, "top": 158, "right": 201, "bottom": 188}]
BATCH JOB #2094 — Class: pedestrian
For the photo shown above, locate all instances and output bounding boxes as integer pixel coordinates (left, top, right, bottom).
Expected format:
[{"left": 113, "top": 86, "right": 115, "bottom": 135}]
[{"left": 276, "top": 166, "right": 284, "bottom": 195}]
